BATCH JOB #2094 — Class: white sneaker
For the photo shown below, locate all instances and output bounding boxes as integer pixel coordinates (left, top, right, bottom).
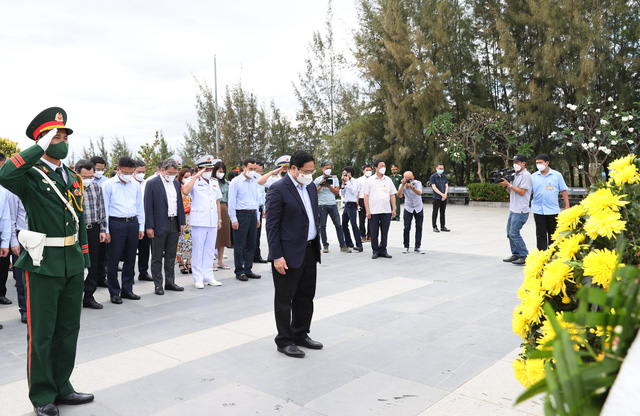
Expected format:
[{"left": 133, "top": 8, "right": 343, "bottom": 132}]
[
  {"left": 205, "top": 279, "right": 222, "bottom": 287},
  {"left": 414, "top": 248, "right": 426, "bottom": 254},
  {"left": 402, "top": 247, "right": 409, "bottom": 253},
  {"left": 194, "top": 282, "right": 204, "bottom": 289}
]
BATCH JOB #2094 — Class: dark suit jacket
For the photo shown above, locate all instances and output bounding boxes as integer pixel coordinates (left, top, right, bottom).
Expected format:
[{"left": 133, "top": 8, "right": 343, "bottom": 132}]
[
  {"left": 265, "top": 174, "right": 321, "bottom": 269},
  {"left": 144, "top": 175, "right": 186, "bottom": 236}
]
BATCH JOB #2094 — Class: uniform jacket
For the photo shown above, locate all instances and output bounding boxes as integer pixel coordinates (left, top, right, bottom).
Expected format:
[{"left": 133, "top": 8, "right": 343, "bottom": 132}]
[
  {"left": 0, "top": 145, "right": 89, "bottom": 276},
  {"left": 189, "top": 177, "right": 222, "bottom": 228},
  {"left": 144, "top": 175, "right": 186, "bottom": 236},
  {"left": 265, "top": 175, "right": 321, "bottom": 269}
]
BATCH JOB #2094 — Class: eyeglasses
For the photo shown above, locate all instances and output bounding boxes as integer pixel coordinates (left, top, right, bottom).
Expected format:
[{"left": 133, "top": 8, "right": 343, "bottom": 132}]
[{"left": 299, "top": 169, "right": 316, "bottom": 175}]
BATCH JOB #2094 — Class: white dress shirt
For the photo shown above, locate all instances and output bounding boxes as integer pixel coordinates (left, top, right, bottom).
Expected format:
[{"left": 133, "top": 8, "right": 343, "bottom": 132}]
[
  {"left": 287, "top": 174, "right": 318, "bottom": 241},
  {"left": 340, "top": 178, "right": 361, "bottom": 203},
  {"left": 363, "top": 174, "right": 397, "bottom": 214},
  {"left": 161, "top": 176, "right": 178, "bottom": 217}
]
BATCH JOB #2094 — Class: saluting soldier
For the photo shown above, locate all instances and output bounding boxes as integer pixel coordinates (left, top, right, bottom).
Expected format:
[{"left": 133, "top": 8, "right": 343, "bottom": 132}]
[
  {"left": 389, "top": 164, "right": 403, "bottom": 221},
  {"left": 0, "top": 107, "right": 94, "bottom": 416}
]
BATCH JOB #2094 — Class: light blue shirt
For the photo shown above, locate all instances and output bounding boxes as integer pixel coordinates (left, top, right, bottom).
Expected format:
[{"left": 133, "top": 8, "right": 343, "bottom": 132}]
[
  {"left": 314, "top": 175, "right": 339, "bottom": 206},
  {"left": 0, "top": 186, "right": 12, "bottom": 248},
  {"left": 531, "top": 168, "right": 568, "bottom": 215},
  {"left": 288, "top": 174, "right": 318, "bottom": 241},
  {"left": 102, "top": 176, "right": 145, "bottom": 233},
  {"left": 340, "top": 178, "right": 360, "bottom": 203},
  {"left": 94, "top": 175, "right": 109, "bottom": 187},
  {"left": 228, "top": 173, "right": 260, "bottom": 223},
  {"left": 7, "top": 190, "right": 27, "bottom": 248},
  {"left": 258, "top": 183, "right": 266, "bottom": 208}
]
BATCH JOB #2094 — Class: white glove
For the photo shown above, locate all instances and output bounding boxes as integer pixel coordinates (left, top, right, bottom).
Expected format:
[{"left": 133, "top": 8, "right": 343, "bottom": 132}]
[{"left": 37, "top": 128, "right": 57, "bottom": 151}]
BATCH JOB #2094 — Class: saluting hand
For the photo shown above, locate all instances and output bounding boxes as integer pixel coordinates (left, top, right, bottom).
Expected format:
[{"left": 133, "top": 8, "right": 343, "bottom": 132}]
[{"left": 274, "top": 257, "right": 288, "bottom": 275}]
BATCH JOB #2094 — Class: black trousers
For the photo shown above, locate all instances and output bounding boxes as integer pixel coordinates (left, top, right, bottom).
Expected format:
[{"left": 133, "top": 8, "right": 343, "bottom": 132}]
[
  {"left": 254, "top": 206, "right": 263, "bottom": 260},
  {"left": 232, "top": 211, "right": 257, "bottom": 276},
  {"left": 358, "top": 198, "right": 370, "bottom": 239},
  {"left": 404, "top": 209, "right": 424, "bottom": 249},
  {"left": 84, "top": 223, "right": 102, "bottom": 301},
  {"left": 272, "top": 242, "right": 318, "bottom": 347},
  {"left": 370, "top": 213, "right": 391, "bottom": 255},
  {"left": 0, "top": 254, "right": 9, "bottom": 297},
  {"left": 106, "top": 219, "right": 139, "bottom": 296},
  {"left": 342, "top": 202, "right": 362, "bottom": 248},
  {"left": 534, "top": 213, "right": 558, "bottom": 251},
  {"left": 151, "top": 218, "right": 180, "bottom": 289},
  {"left": 432, "top": 199, "right": 447, "bottom": 228},
  {"left": 138, "top": 233, "right": 151, "bottom": 276},
  {"left": 97, "top": 241, "right": 108, "bottom": 283}
]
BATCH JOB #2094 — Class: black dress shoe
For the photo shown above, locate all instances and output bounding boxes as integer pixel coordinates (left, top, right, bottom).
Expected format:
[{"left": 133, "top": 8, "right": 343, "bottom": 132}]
[
  {"left": 55, "top": 391, "right": 94, "bottom": 405},
  {"left": 0, "top": 296, "right": 12, "bottom": 305},
  {"left": 513, "top": 256, "right": 527, "bottom": 265},
  {"left": 164, "top": 283, "right": 184, "bottom": 291},
  {"left": 121, "top": 291, "right": 141, "bottom": 300},
  {"left": 245, "top": 272, "right": 261, "bottom": 279},
  {"left": 21, "top": 311, "right": 27, "bottom": 324},
  {"left": 277, "top": 344, "right": 305, "bottom": 358},
  {"left": 138, "top": 274, "right": 153, "bottom": 282},
  {"left": 236, "top": 274, "right": 248, "bottom": 281},
  {"left": 111, "top": 295, "right": 123, "bottom": 304},
  {"left": 433, "top": 227, "right": 440, "bottom": 233},
  {"left": 35, "top": 403, "right": 58, "bottom": 416},
  {"left": 441, "top": 227, "right": 450, "bottom": 232},
  {"left": 155, "top": 288, "right": 164, "bottom": 295},
  {"left": 354, "top": 247, "right": 363, "bottom": 252},
  {"left": 503, "top": 255, "right": 519, "bottom": 263},
  {"left": 82, "top": 299, "right": 103, "bottom": 310},
  {"left": 371, "top": 254, "right": 378, "bottom": 259},
  {"left": 96, "top": 279, "right": 108, "bottom": 288},
  {"left": 295, "top": 337, "right": 323, "bottom": 349},
  {"left": 253, "top": 258, "right": 268, "bottom": 264},
  {"left": 380, "top": 253, "right": 393, "bottom": 258}
]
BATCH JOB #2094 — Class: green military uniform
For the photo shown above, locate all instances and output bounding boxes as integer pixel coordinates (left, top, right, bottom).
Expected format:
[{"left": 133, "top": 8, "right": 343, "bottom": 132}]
[
  {"left": 0, "top": 108, "right": 90, "bottom": 408},
  {"left": 390, "top": 165, "right": 403, "bottom": 220}
]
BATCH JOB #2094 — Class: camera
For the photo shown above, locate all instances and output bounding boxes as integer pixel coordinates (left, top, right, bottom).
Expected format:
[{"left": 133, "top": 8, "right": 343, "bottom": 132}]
[
  {"left": 489, "top": 169, "right": 515, "bottom": 185},
  {"left": 320, "top": 178, "right": 328, "bottom": 186}
]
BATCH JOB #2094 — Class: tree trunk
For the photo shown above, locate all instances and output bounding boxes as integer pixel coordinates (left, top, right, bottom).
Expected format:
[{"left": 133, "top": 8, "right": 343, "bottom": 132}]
[{"left": 475, "top": 156, "right": 484, "bottom": 183}]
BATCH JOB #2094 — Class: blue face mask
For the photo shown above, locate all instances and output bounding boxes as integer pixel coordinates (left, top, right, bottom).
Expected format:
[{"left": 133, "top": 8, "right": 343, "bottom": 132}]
[{"left": 437, "top": 169, "right": 444, "bottom": 175}]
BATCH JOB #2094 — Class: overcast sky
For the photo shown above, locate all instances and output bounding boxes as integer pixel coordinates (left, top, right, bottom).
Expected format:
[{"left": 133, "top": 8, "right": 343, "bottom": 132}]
[{"left": 0, "top": 1, "right": 359, "bottom": 160}]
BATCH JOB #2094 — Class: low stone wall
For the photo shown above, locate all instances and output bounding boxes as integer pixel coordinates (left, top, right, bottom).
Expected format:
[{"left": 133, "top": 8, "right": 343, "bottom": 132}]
[{"left": 468, "top": 201, "right": 510, "bottom": 208}]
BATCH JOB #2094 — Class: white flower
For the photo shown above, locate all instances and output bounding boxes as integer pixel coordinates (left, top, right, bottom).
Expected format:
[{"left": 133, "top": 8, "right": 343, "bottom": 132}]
[
  {"left": 611, "top": 131, "right": 617, "bottom": 136},
  {"left": 629, "top": 115, "right": 634, "bottom": 120},
  {"left": 605, "top": 149, "right": 612, "bottom": 155},
  {"left": 582, "top": 143, "right": 589, "bottom": 149},
  {"left": 567, "top": 142, "right": 573, "bottom": 147},
  {"left": 614, "top": 106, "right": 618, "bottom": 110},
  {"left": 571, "top": 131, "right": 576, "bottom": 135},
  {"left": 583, "top": 111, "right": 588, "bottom": 115},
  {"left": 600, "top": 119, "right": 609, "bottom": 125},
  {"left": 611, "top": 140, "right": 618, "bottom": 145},
  {"left": 596, "top": 109, "right": 601, "bottom": 113},
  {"left": 578, "top": 126, "right": 584, "bottom": 131},
  {"left": 566, "top": 104, "right": 578, "bottom": 111},
  {"left": 622, "top": 116, "right": 629, "bottom": 122},
  {"left": 591, "top": 137, "right": 597, "bottom": 142},
  {"left": 629, "top": 128, "right": 635, "bottom": 133},
  {"left": 589, "top": 143, "right": 595, "bottom": 148},
  {"left": 628, "top": 140, "right": 634, "bottom": 145},
  {"left": 615, "top": 113, "right": 620, "bottom": 117},
  {"left": 551, "top": 131, "right": 558, "bottom": 137},
  {"left": 578, "top": 164, "right": 584, "bottom": 169},
  {"left": 608, "top": 97, "right": 614, "bottom": 102},
  {"left": 596, "top": 130, "right": 601, "bottom": 135},
  {"left": 443, "top": 148, "right": 448, "bottom": 152}
]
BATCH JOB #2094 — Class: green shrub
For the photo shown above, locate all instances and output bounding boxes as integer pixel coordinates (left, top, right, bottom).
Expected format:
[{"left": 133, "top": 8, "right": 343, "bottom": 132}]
[{"left": 467, "top": 183, "right": 509, "bottom": 202}]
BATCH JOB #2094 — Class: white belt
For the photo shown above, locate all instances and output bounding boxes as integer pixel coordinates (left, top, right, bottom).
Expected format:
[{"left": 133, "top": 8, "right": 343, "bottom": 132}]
[{"left": 44, "top": 234, "right": 79, "bottom": 247}]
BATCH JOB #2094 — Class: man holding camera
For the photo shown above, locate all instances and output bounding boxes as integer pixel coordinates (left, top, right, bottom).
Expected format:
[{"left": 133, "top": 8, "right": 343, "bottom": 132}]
[
  {"left": 397, "top": 171, "right": 425, "bottom": 254},
  {"left": 340, "top": 167, "right": 363, "bottom": 252},
  {"left": 499, "top": 154, "right": 532, "bottom": 265},
  {"left": 314, "top": 162, "right": 351, "bottom": 253}
]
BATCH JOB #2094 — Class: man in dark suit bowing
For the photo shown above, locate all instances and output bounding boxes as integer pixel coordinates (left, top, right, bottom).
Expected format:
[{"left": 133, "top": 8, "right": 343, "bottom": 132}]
[
  {"left": 266, "top": 150, "right": 323, "bottom": 358},
  {"left": 144, "top": 158, "right": 186, "bottom": 295}
]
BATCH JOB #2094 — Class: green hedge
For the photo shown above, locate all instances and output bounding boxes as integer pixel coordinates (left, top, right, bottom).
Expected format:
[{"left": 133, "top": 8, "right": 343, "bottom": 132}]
[{"left": 467, "top": 183, "right": 509, "bottom": 202}]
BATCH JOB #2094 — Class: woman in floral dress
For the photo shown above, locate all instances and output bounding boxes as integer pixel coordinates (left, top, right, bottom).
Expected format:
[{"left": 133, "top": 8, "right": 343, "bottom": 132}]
[{"left": 176, "top": 168, "right": 193, "bottom": 273}]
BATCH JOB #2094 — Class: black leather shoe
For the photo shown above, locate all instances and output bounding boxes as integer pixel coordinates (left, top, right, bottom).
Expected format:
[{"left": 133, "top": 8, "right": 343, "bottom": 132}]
[
  {"left": 155, "top": 288, "right": 164, "bottom": 295},
  {"left": 164, "top": 283, "right": 184, "bottom": 291},
  {"left": 82, "top": 299, "right": 103, "bottom": 309},
  {"left": 277, "top": 344, "right": 305, "bottom": 358},
  {"left": 513, "top": 256, "right": 527, "bottom": 265},
  {"left": 354, "top": 247, "right": 363, "bottom": 252},
  {"left": 380, "top": 253, "right": 393, "bottom": 258},
  {"left": 441, "top": 227, "right": 450, "bottom": 232},
  {"left": 295, "top": 337, "right": 323, "bottom": 349},
  {"left": 97, "top": 279, "right": 108, "bottom": 288},
  {"left": 371, "top": 254, "right": 378, "bottom": 259},
  {"left": 433, "top": 227, "right": 440, "bottom": 233},
  {"left": 121, "top": 291, "right": 140, "bottom": 300},
  {"left": 253, "top": 258, "right": 268, "bottom": 264},
  {"left": 0, "top": 296, "right": 12, "bottom": 305},
  {"left": 35, "top": 403, "right": 58, "bottom": 416},
  {"left": 55, "top": 391, "right": 94, "bottom": 405},
  {"left": 245, "top": 272, "right": 261, "bottom": 279},
  {"left": 503, "top": 255, "right": 519, "bottom": 263},
  {"left": 0, "top": 323, "right": 3, "bottom": 330},
  {"left": 21, "top": 311, "right": 27, "bottom": 324},
  {"left": 138, "top": 274, "right": 153, "bottom": 282},
  {"left": 236, "top": 274, "right": 248, "bottom": 281},
  {"left": 110, "top": 295, "right": 123, "bottom": 304}
]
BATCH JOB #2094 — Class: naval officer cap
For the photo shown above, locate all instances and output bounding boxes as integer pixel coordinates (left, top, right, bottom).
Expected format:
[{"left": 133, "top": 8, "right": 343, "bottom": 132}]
[
  {"left": 275, "top": 155, "right": 291, "bottom": 167},
  {"left": 196, "top": 155, "right": 215, "bottom": 168},
  {"left": 26, "top": 107, "right": 74, "bottom": 140}
]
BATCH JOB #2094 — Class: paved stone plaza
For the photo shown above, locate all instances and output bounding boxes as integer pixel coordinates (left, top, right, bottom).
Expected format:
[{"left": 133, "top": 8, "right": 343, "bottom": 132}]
[{"left": 0, "top": 204, "right": 544, "bottom": 415}]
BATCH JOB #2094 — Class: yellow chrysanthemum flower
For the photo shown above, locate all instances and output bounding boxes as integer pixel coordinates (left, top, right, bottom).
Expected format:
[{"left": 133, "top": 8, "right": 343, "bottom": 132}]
[
  {"left": 555, "top": 233, "right": 586, "bottom": 261},
  {"left": 608, "top": 155, "right": 635, "bottom": 173},
  {"left": 522, "top": 290, "right": 545, "bottom": 326},
  {"left": 523, "top": 249, "right": 549, "bottom": 281},
  {"left": 537, "top": 320, "right": 556, "bottom": 351},
  {"left": 525, "top": 359, "right": 547, "bottom": 387},
  {"left": 518, "top": 274, "right": 542, "bottom": 300},
  {"left": 583, "top": 248, "right": 619, "bottom": 290},
  {"left": 513, "top": 358, "right": 528, "bottom": 386},
  {"left": 541, "top": 259, "right": 574, "bottom": 297},
  {"left": 583, "top": 210, "right": 626, "bottom": 240},
  {"left": 555, "top": 204, "right": 586, "bottom": 232},
  {"left": 609, "top": 164, "right": 640, "bottom": 185},
  {"left": 512, "top": 305, "right": 528, "bottom": 338},
  {"left": 581, "top": 188, "right": 629, "bottom": 215}
]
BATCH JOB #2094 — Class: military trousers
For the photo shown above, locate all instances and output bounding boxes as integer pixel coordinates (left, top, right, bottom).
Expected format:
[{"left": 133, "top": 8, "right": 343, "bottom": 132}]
[{"left": 24, "top": 270, "right": 83, "bottom": 407}]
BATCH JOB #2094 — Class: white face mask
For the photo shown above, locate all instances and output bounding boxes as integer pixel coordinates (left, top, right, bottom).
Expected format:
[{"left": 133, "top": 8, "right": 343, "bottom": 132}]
[
  {"left": 202, "top": 171, "right": 212, "bottom": 180},
  {"left": 82, "top": 178, "right": 94, "bottom": 188},
  {"left": 164, "top": 174, "right": 176, "bottom": 182},
  {"left": 216, "top": 172, "right": 225, "bottom": 180},
  {"left": 378, "top": 167, "right": 386, "bottom": 175},
  {"left": 182, "top": 178, "right": 191, "bottom": 184},
  {"left": 296, "top": 171, "right": 313, "bottom": 186},
  {"left": 513, "top": 163, "right": 522, "bottom": 172},
  {"left": 536, "top": 164, "right": 547, "bottom": 172},
  {"left": 364, "top": 171, "right": 372, "bottom": 177},
  {"left": 94, "top": 170, "right": 104, "bottom": 179},
  {"left": 119, "top": 173, "right": 132, "bottom": 183},
  {"left": 134, "top": 173, "right": 145, "bottom": 182},
  {"left": 324, "top": 169, "right": 332, "bottom": 176},
  {"left": 248, "top": 171, "right": 260, "bottom": 179}
]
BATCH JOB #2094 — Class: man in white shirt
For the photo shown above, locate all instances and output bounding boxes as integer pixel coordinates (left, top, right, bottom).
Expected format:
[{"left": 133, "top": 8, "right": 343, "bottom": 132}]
[
  {"left": 134, "top": 160, "right": 153, "bottom": 282},
  {"left": 357, "top": 164, "right": 373, "bottom": 242},
  {"left": 363, "top": 160, "right": 397, "bottom": 259},
  {"left": 340, "top": 166, "right": 363, "bottom": 252}
]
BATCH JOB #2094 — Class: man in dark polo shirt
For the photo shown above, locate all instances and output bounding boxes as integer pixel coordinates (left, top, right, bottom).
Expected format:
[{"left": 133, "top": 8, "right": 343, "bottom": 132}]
[{"left": 430, "top": 163, "right": 450, "bottom": 233}]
